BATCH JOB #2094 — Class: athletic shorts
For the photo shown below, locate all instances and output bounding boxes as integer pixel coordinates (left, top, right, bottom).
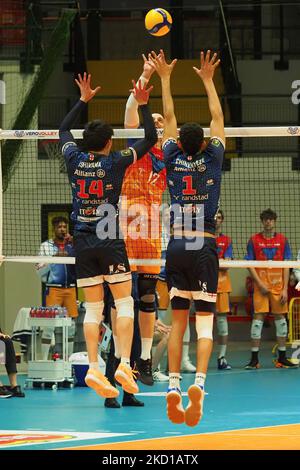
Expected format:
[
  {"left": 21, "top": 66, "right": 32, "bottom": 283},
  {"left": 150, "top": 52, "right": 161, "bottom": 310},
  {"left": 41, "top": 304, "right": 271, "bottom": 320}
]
[
  {"left": 166, "top": 237, "right": 219, "bottom": 303},
  {"left": 74, "top": 231, "right": 131, "bottom": 288},
  {"left": 46, "top": 287, "right": 78, "bottom": 318},
  {"left": 216, "top": 292, "right": 230, "bottom": 314},
  {"left": 253, "top": 286, "right": 288, "bottom": 314}
]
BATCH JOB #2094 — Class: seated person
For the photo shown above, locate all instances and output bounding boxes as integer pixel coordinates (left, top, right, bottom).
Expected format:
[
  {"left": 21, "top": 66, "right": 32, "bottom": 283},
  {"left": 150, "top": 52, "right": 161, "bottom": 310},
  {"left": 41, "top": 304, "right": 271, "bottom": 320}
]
[{"left": 0, "top": 329, "right": 25, "bottom": 397}]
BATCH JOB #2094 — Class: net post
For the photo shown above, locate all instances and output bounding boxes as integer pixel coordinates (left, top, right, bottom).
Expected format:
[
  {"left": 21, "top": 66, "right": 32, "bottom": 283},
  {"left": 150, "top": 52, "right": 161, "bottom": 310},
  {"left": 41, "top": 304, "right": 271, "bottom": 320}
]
[{"left": 0, "top": 141, "right": 3, "bottom": 266}]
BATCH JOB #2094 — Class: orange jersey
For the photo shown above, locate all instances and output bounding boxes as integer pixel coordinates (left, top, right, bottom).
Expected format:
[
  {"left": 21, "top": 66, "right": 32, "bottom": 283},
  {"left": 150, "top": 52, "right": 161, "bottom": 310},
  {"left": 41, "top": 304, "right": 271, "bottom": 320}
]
[
  {"left": 121, "top": 147, "right": 166, "bottom": 260},
  {"left": 246, "top": 232, "right": 292, "bottom": 294}
]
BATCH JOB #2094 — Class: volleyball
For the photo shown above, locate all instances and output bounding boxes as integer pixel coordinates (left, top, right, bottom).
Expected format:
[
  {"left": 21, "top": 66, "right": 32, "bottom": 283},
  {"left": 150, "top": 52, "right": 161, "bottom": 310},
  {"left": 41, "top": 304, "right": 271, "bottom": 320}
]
[{"left": 145, "top": 8, "right": 172, "bottom": 37}]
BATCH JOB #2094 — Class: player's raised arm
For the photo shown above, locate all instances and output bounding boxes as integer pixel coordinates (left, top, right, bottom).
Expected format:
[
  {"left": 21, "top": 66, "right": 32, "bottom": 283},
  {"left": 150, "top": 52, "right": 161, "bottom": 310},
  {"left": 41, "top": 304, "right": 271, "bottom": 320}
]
[
  {"left": 193, "top": 50, "right": 225, "bottom": 146},
  {"left": 59, "top": 73, "right": 101, "bottom": 152},
  {"left": 128, "top": 79, "right": 157, "bottom": 159},
  {"left": 148, "top": 49, "right": 177, "bottom": 142},
  {"left": 124, "top": 54, "right": 155, "bottom": 129}
]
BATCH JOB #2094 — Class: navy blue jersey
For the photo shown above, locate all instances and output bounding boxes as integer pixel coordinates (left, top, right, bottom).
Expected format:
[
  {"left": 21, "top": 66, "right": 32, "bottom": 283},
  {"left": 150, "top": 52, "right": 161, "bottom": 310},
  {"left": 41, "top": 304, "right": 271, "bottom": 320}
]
[
  {"left": 162, "top": 137, "right": 224, "bottom": 234},
  {"left": 62, "top": 141, "right": 137, "bottom": 232}
]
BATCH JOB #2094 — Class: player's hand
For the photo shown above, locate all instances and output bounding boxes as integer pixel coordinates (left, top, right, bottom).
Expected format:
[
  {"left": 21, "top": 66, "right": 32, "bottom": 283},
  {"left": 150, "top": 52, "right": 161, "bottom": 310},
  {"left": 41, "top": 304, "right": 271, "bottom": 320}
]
[
  {"left": 296, "top": 281, "right": 300, "bottom": 291},
  {"left": 142, "top": 53, "right": 156, "bottom": 80},
  {"left": 193, "top": 50, "right": 220, "bottom": 82},
  {"left": 129, "top": 79, "right": 153, "bottom": 105},
  {"left": 75, "top": 73, "right": 101, "bottom": 103},
  {"left": 258, "top": 282, "right": 269, "bottom": 295},
  {"left": 155, "top": 319, "right": 171, "bottom": 335},
  {"left": 148, "top": 49, "right": 177, "bottom": 78},
  {"left": 280, "top": 288, "right": 288, "bottom": 305}
]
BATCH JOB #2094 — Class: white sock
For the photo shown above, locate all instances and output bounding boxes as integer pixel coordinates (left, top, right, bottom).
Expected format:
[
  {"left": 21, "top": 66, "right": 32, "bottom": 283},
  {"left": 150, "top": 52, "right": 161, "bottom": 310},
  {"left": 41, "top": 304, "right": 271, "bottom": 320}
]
[
  {"left": 89, "top": 362, "right": 99, "bottom": 370},
  {"left": 113, "top": 335, "right": 121, "bottom": 359},
  {"left": 141, "top": 338, "right": 153, "bottom": 360},
  {"left": 195, "top": 372, "right": 206, "bottom": 389},
  {"left": 121, "top": 357, "right": 130, "bottom": 368},
  {"left": 169, "top": 373, "right": 180, "bottom": 390},
  {"left": 218, "top": 344, "right": 227, "bottom": 358}
]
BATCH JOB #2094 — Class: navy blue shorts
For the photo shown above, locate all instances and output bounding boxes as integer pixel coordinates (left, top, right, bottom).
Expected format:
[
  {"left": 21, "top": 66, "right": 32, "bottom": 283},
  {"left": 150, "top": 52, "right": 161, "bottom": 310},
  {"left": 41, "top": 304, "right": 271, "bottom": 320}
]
[
  {"left": 74, "top": 231, "right": 131, "bottom": 287},
  {"left": 166, "top": 236, "right": 219, "bottom": 303}
]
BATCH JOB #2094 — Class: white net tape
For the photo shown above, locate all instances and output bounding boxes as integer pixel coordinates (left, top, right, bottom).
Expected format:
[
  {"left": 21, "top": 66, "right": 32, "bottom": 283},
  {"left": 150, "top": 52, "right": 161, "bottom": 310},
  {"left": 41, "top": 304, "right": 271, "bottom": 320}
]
[
  {"left": 1, "top": 126, "right": 300, "bottom": 140},
  {"left": 1, "top": 126, "right": 300, "bottom": 267}
]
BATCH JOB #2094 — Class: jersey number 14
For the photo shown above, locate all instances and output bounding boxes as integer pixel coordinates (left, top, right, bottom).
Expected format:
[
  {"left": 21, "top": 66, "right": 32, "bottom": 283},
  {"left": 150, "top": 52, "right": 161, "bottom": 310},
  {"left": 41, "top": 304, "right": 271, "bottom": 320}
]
[{"left": 76, "top": 179, "right": 104, "bottom": 199}]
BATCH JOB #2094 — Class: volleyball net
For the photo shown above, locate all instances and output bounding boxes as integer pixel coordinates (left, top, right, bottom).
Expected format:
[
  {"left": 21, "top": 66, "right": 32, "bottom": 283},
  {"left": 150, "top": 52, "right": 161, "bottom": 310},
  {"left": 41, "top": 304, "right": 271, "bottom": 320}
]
[{"left": 1, "top": 126, "right": 300, "bottom": 268}]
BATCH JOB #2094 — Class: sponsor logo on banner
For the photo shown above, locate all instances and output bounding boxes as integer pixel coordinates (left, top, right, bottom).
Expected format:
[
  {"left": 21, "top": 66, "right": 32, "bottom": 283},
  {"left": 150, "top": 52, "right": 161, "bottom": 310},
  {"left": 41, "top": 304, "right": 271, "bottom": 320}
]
[
  {"left": 287, "top": 127, "right": 300, "bottom": 135},
  {"left": 13, "top": 130, "right": 57, "bottom": 138}
]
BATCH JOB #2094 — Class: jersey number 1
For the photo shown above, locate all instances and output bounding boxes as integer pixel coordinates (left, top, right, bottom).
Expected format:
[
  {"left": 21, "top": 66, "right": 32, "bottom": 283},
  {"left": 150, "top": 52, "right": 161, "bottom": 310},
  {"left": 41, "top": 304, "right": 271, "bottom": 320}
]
[
  {"left": 77, "top": 179, "right": 104, "bottom": 198},
  {"left": 182, "top": 175, "right": 196, "bottom": 195}
]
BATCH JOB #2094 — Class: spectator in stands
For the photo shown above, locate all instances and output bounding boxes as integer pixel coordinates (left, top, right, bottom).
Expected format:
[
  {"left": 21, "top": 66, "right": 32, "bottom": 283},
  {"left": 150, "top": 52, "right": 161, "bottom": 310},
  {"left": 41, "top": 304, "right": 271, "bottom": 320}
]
[
  {"left": 244, "top": 208, "right": 297, "bottom": 369},
  {"left": 0, "top": 329, "right": 25, "bottom": 397},
  {"left": 215, "top": 210, "right": 233, "bottom": 370},
  {"left": 288, "top": 269, "right": 300, "bottom": 303},
  {"left": 36, "top": 216, "right": 77, "bottom": 359}
]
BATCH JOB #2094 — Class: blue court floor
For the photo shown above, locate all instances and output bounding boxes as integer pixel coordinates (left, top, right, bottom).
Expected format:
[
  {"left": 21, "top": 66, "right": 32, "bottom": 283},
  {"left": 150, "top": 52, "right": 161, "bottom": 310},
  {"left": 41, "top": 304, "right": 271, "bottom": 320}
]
[{"left": 1, "top": 343, "right": 299, "bottom": 450}]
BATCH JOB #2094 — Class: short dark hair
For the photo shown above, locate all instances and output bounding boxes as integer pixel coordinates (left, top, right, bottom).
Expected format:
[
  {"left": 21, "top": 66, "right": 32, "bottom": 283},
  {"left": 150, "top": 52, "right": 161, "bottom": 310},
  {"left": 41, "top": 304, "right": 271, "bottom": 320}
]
[
  {"left": 260, "top": 208, "right": 277, "bottom": 221},
  {"left": 52, "top": 216, "right": 68, "bottom": 227},
  {"left": 179, "top": 122, "right": 204, "bottom": 156},
  {"left": 81, "top": 120, "right": 113, "bottom": 152},
  {"left": 217, "top": 209, "right": 224, "bottom": 220}
]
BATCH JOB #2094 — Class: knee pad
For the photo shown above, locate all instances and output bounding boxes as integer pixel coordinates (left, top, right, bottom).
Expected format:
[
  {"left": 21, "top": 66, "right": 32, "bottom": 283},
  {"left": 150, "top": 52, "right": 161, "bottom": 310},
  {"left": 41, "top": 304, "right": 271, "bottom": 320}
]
[
  {"left": 217, "top": 315, "right": 228, "bottom": 336},
  {"left": 194, "top": 299, "right": 216, "bottom": 314},
  {"left": 138, "top": 274, "right": 158, "bottom": 296},
  {"left": 275, "top": 317, "right": 288, "bottom": 337},
  {"left": 251, "top": 319, "right": 264, "bottom": 340},
  {"left": 114, "top": 296, "right": 134, "bottom": 319},
  {"left": 195, "top": 314, "right": 214, "bottom": 340},
  {"left": 139, "top": 298, "right": 156, "bottom": 314},
  {"left": 171, "top": 296, "right": 190, "bottom": 310},
  {"left": 83, "top": 301, "right": 104, "bottom": 325}
]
